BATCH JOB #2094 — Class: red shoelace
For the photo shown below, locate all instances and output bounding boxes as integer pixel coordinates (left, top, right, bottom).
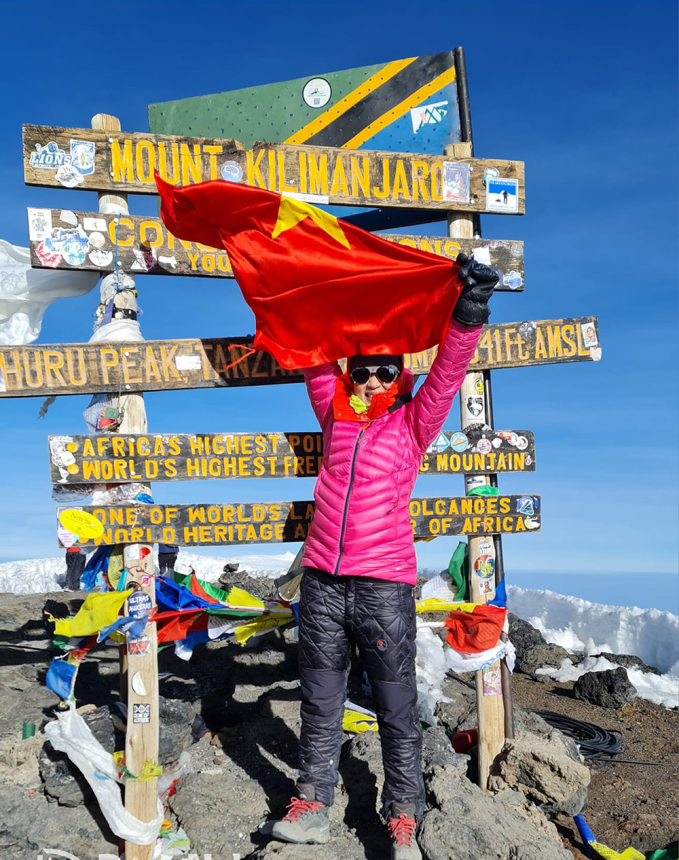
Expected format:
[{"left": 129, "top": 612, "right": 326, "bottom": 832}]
[
  {"left": 387, "top": 813, "right": 416, "bottom": 846},
  {"left": 282, "top": 796, "right": 324, "bottom": 822}
]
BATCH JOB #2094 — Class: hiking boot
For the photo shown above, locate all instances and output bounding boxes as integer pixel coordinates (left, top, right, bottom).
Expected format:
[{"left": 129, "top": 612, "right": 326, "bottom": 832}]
[
  {"left": 387, "top": 802, "right": 421, "bottom": 860},
  {"left": 270, "top": 783, "right": 330, "bottom": 844}
]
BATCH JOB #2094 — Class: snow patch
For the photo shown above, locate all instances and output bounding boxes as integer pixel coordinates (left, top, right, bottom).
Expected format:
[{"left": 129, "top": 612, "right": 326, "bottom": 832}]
[
  {"left": 508, "top": 585, "right": 679, "bottom": 676},
  {"left": 415, "top": 626, "right": 450, "bottom": 726}
]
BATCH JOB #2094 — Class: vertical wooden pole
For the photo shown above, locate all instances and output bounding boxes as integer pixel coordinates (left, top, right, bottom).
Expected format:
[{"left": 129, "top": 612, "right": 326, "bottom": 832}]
[
  {"left": 92, "top": 113, "right": 159, "bottom": 859},
  {"left": 445, "top": 142, "right": 505, "bottom": 789}
]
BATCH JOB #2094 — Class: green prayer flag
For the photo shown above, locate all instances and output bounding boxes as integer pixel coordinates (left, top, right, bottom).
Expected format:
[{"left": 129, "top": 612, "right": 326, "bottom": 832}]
[
  {"left": 447, "top": 542, "right": 467, "bottom": 601},
  {"left": 467, "top": 485, "right": 500, "bottom": 497}
]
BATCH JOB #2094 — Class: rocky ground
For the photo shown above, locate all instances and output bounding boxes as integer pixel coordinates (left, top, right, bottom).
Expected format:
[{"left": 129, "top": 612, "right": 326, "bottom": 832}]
[{"left": 0, "top": 581, "right": 676, "bottom": 860}]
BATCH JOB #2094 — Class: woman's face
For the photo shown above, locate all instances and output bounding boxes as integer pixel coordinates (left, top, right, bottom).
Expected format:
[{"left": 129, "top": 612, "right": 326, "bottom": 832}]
[{"left": 352, "top": 372, "right": 392, "bottom": 405}]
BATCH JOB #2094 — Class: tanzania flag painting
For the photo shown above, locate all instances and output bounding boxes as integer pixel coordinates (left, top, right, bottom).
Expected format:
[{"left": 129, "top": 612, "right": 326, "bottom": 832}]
[{"left": 148, "top": 51, "right": 463, "bottom": 230}]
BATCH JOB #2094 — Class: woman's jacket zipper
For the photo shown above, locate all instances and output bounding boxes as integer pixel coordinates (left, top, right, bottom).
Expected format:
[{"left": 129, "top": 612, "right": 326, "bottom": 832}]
[{"left": 333, "top": 426, "right": 365, "bottom": 576}]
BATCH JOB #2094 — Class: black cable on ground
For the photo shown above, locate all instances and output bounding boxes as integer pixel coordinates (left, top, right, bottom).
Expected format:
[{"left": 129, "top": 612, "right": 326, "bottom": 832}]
[{"left": 530, "top": 709, "right": 623, "bottom": 765}]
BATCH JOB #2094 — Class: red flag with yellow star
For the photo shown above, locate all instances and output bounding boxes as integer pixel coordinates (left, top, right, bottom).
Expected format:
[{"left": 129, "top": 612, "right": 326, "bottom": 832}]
[{"left": 156, "top": 173, "right": 464, "bottom": 369}]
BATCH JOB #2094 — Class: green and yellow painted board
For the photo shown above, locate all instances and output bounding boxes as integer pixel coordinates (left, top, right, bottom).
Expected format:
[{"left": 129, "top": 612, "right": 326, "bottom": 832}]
[{"left": 148, "top": 51, "right": 462, "bottom": 228}]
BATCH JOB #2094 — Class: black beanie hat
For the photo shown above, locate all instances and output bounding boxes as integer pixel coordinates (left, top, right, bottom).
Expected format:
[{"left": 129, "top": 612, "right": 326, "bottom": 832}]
[{"left": 349, "top": 354, "right": 403, "bottom": 373}]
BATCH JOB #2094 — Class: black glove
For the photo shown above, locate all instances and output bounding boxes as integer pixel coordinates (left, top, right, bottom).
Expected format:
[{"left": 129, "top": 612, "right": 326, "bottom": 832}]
[{"left": 452, "top": 253, "right": 500, "bottom": 326}]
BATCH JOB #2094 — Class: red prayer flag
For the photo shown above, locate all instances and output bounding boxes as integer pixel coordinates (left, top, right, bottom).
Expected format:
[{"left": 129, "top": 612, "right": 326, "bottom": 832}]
[
  {"left": 444, "top": 605, "right": 507, "bottom": 654},
  {"left": 156, "top": 609, "right": 206, "bottom": 644},
  {"left": 189, "top": 575, "right": 220, "bottom": 605},
  {"left": 155, "top": 174, "right": 464, "bottom": 369}
]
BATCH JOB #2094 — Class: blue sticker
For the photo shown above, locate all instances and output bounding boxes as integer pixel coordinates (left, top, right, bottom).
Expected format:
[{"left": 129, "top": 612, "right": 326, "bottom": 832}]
[
  {"left": 502, "top": 271, "right": 523, "bottom": 290},
  {"left": 450, "top": 431, "right": 469, "bottom": 453},
  {"left": 70, "top": 140, "right": 96, "bottom": 176},
  {"left": 221, "top": 161, "right": 243, "bottom": 182},
  {"left": 45, "top": 227, "right": 89, "bottom": 265},
  {"left": 128, "top": 591, "right": 152, "bottom": 620},
  {"left": 486, "top": 178, "right": 519, "bottom": 213},
  {"left": 29, "top": 141, "right": 71, "bottom": 169},
  {"left": 427, "top": 431, "right": 450, "bottom": 454},
  {"left": 516, "top": 496, "right": 538, "bottom": 515}
]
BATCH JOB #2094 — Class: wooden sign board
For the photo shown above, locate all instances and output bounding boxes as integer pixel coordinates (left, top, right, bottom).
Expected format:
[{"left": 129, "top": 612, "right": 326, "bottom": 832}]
[
  {"left": 0, "top": 318, "right": 600, "bottom": 399},
  {"left": 23, "top": 125, "right": 525, "bottom": 215},
  {"left": 26, "top": 207, "right": 525, "bottom": 290},
  {"left": 56, "top": 494, "right": 542, "bottom": 548},
  {"left": 48, "top": 428, "right": 536, "bottom": 484}
]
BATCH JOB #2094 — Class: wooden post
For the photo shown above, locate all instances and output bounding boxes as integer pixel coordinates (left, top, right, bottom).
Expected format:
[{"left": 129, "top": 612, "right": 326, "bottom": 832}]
[
  {"left": 445, "top": 142, "right": 505, "bottom": 789},
  {"left": 91, "top": 113, "right": 159, "bottom": 859}
]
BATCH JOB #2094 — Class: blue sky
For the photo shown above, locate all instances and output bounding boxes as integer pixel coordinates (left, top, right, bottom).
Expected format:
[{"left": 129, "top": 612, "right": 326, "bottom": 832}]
[{"left": 0, "top": 1, "right": 677, "bottom": 611}]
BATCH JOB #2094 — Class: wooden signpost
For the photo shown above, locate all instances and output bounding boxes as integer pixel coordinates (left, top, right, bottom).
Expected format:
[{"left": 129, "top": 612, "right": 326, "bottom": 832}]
[
  {"left": 23, "top": 125, "right": 525, "bottom": 214},
  {"left": 25, "top": 206, "right": 525, "bottom": 289},
  {"left": 56, "top": 494, "right": 542, "bottom": 549},
  {"left": 90, "top": 114, "right": 158, "bottom": 860},
  {"left": 48, "top": 428, "right": 536, "bottom": 484},
  {"left": 0, "top": 316, "right": 600, "bottom": 398}
]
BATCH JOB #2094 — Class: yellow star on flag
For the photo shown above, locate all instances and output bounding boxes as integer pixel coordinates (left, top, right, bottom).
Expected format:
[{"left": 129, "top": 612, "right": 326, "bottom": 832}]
[{"left": 271, "top": 195, "right": 351, "bottom": 249}]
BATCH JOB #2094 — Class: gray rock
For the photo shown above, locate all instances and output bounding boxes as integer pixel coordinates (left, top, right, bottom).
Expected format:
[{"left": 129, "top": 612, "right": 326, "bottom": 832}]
[
  {"left": 159, "top": 695, "right": 199, "bottom": 765},
  {"left": 574, "top": 666, "right": 637, "bottom": 708},
  {"left": 420, "top": 762, "right": 572, "bottom": 859},
  {"left": 40, "top": 706, "right": 115, "bottom": 807},
  {"left": 488, "top": 730, "right": 590, "bottom": 816},
  {"left": 509, "top": 613, "right": 574, "bottom": 678},
  {"left": 422, "top": 726, "right": 470, "bottom": 775},
  {"left": 170, "top": 770, "right": 271, "bottom": 859},
  {"left": 0, "top": 783, "right": 117, "bottom": 859},
  {"left": 434, "top": 675, "right": 477, "bottom": 733},
  {"left": 514, "top": 709, "right": 582, "bottom": 764}
]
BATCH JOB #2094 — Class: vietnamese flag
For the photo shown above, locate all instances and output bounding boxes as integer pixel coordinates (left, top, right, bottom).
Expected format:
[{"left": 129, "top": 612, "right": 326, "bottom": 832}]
[{"left": 155, "top": 174, "right": 464, "bottom": 369}]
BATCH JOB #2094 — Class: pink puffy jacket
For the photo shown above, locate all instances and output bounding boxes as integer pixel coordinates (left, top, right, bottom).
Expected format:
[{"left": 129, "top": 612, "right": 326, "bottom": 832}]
[{"left": 301, "top": 319, "right": 482, "bottom": 585}]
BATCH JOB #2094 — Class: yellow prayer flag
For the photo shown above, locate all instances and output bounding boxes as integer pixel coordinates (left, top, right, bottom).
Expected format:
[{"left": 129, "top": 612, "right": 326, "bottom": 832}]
[
  {"left": 234, "top": 614, "right": 291, "bottom": 645},
  {"left": 52, "top": 590, "right": 133, "bottom": 638},
  {"left": 416, "top": 598, "right": 478, "bottom": 614},
  {"left": 226, "top": 587, "right": 266, "bottom": 612}
]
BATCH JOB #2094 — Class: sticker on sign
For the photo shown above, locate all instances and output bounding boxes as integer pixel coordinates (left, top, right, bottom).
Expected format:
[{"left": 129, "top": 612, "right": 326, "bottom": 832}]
[
  {"left": 410, "top": 100, "right": 448, "bottom": 133},
  {"left": 486, "top": 178, "right": 519, "bottom": 213}
]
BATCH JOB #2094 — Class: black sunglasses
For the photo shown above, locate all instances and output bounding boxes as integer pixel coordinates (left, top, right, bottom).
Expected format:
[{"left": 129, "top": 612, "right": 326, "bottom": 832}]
[{"left": 349, "top": 364, "right": 401, "bottom": 386}]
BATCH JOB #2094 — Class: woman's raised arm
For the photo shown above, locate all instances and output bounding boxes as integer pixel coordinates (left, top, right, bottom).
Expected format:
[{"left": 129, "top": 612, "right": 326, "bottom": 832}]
[{"left": 303, "top": 361, "right": 342, "bottom": 430}]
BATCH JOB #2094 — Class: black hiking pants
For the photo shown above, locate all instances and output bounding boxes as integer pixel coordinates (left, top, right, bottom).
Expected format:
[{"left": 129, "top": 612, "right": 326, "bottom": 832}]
[{"left": 297, "top": 568, "right": 424, "bottom": 819}]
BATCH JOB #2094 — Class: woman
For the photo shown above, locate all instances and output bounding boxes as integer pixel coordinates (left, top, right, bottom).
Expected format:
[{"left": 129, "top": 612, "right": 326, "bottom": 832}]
[{"left": 271, "top": 255, "right": 498, "bottom": 859}]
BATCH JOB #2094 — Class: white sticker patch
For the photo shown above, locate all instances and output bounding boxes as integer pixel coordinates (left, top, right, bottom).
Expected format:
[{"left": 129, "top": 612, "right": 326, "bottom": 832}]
[
  {"left": 281, "top": 191, "right": 330, "bottom": 205},
  {"left": 442, "top": 161, "right": 470, "bottom": 205},
  {"left": 176, "top": 355, "right": 202, "bottom": 370},
  {"left": 486, "top": 178, "right": 519, "bottom": 213},
  {"left": 132, "top": 703, "right": 150, "bottom": 724},
  {"left": 410, "top": 100, "right": 448, "bottom": 133},
  {"left": 589, "top": 347, "right": 602, "bottom": 361},
  {"left": 83, "top": 217, "right": 106, "bottom": 232},
  {"left": 27, "top": 208, "right": 52, "bottom": 241},
  {"left": 88, "top": 231, "right": 106, "bottom": 249},
  {"left": 131, "top": 672, "right": 147, "bottom": 696},
  {"left": 302, "top": 77, "right": 332, "bottom": 109},
  {"left": 60, "top": 210, "right": 78, "bottom": 226},
  {"left": 472, "top": 246, "right": 491, "bottom": 266},
  {"left": 88, "top": 249, "right": 113, "bottom": 268},
  {"left": 581, "top": 322, "right": 598, "bottom": 348},
  {"left": 126, "top": 544, "right": 141, "bottom": 560}
]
